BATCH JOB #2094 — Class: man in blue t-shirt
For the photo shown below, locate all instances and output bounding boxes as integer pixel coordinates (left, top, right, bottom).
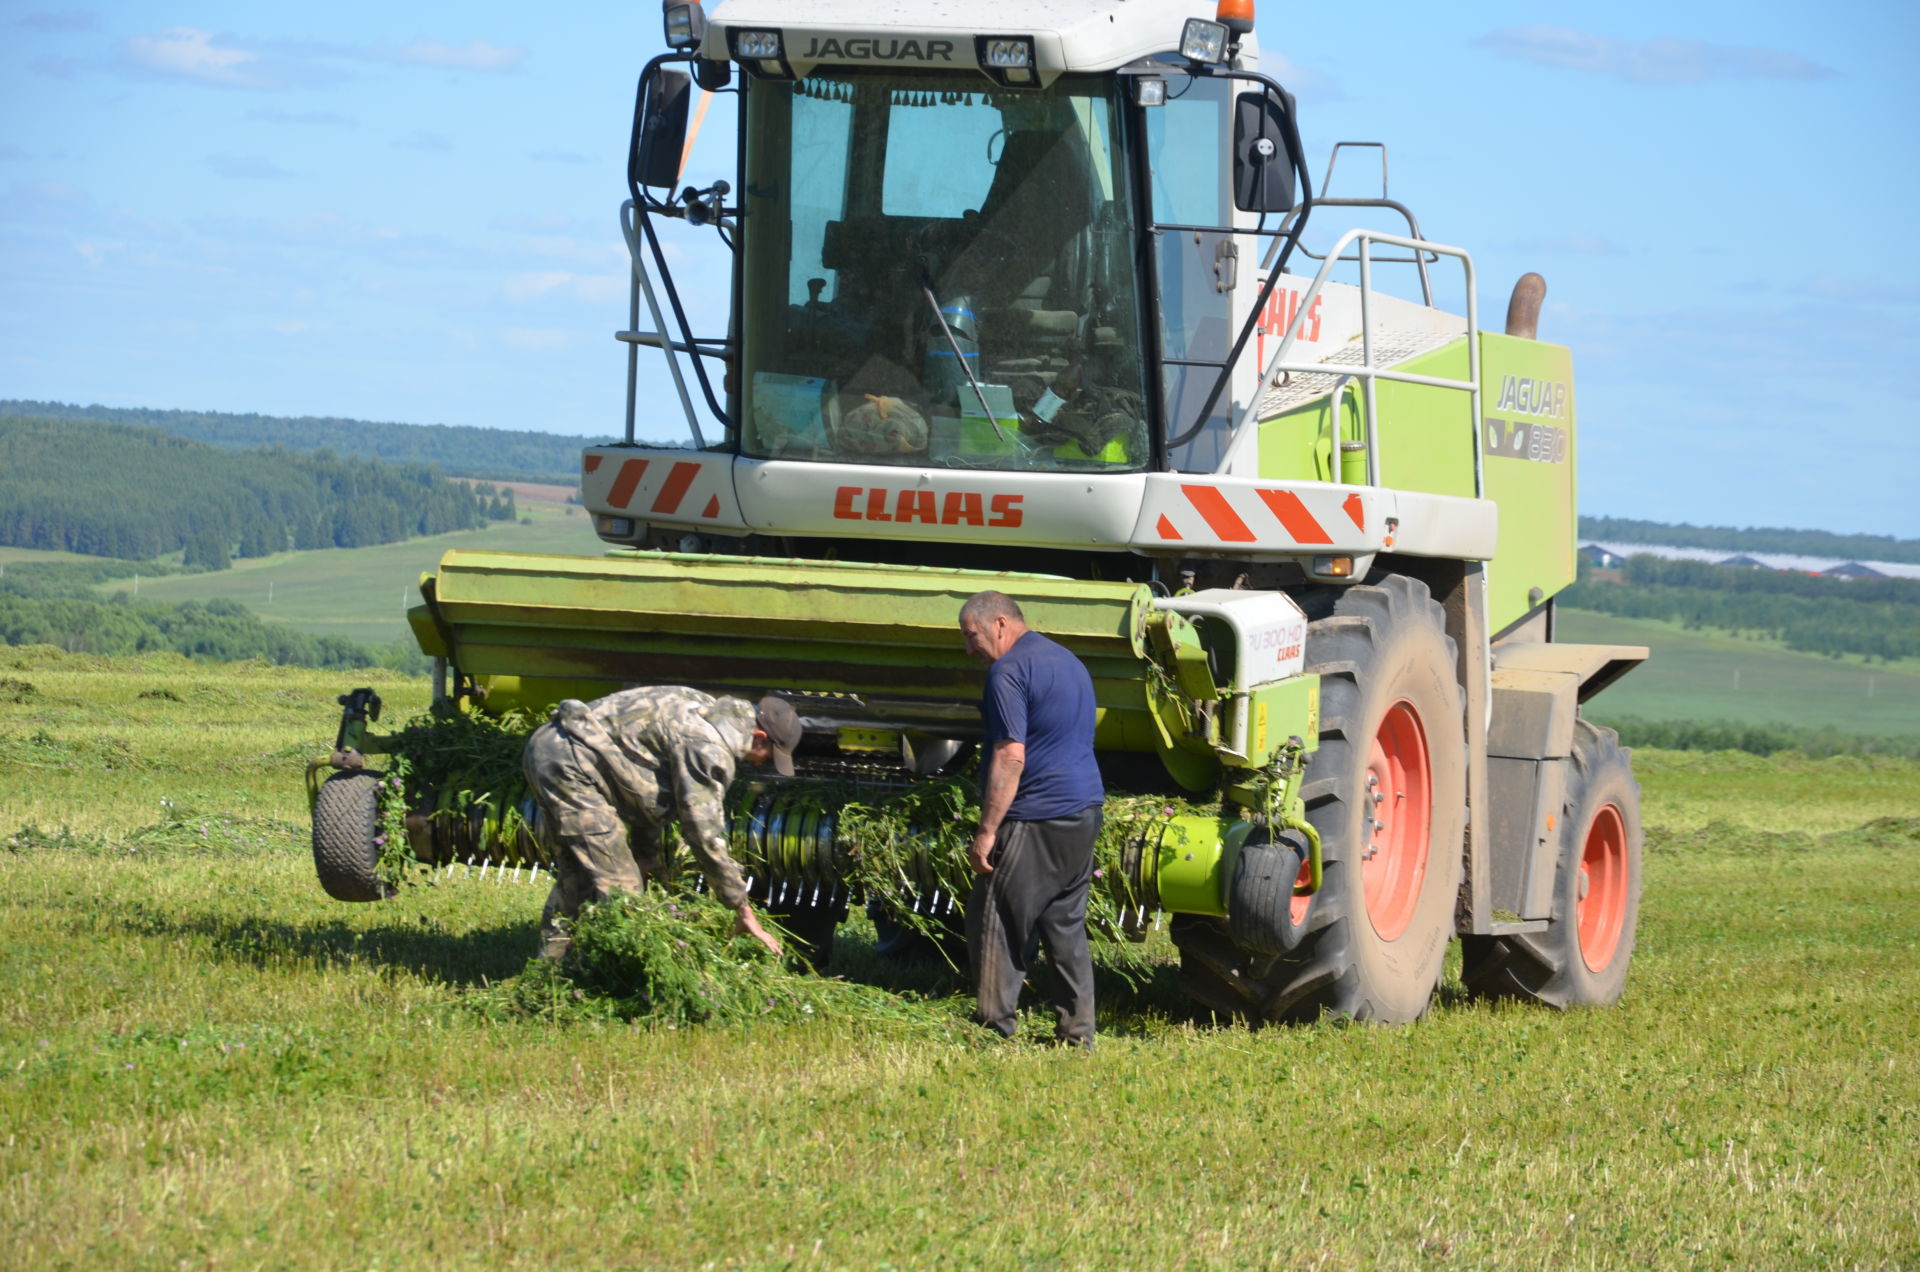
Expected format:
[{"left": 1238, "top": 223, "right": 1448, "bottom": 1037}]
[{"left": 958, "top": 589, "right": 1104, "bottom": 1047}]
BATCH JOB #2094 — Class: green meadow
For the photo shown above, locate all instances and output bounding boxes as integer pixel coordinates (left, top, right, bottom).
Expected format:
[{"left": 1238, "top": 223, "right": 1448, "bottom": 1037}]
[
  {"left": 87, "top": 507, "right": 603, "bottom": 648},
  {"left": 1558, "top": 610, "right": 1920, "bottom": 739},
  {"left": 2, "top": 648, "right": 1917, "bottom": 1270}
]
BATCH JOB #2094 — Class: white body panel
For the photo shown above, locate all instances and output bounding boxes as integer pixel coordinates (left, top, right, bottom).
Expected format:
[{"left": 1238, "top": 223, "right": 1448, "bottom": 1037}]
[
  {"left": 582, "top": 445, "right": 1498, "bottom": 562},
  {"left": 1154, "top": 588, "right": 1307, "bottom": 689},
  {"left": 706, "top": 0, "right": 1223, "bottom": 81}
]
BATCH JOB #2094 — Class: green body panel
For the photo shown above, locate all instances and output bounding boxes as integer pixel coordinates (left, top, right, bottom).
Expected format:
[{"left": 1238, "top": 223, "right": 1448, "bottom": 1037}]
[
  {"left": 1476, "top": 332, "right": 1577, "bottom": 632},
  {"left": 1374, "top": 342, "right": 1478, "bottom": 496},
  {"left": 413, "top": 548, "right": 1168, "bottom": 743},
  {"left": 1255, "top": 340, "right": 1477, "bottom": 496},
  {"left": 1155, "top": 815, "right": 1256, "bottom": 916}
]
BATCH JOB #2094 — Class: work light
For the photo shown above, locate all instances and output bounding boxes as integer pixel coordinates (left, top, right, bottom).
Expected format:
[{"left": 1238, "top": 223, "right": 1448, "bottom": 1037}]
[
  {"left": 1180, "top": 18, "right": 1229, "bottom": 64},
  {"left": 974, "top": 35, "right": 1037, "bottom": 85},
  {"left": 662, "top": 2, "right": 706, "bottom": 49}
]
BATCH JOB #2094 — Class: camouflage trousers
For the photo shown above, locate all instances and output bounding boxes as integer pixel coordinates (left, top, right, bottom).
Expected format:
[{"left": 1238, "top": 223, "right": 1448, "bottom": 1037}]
[{"left": 523, "top": 719, "right": 666, "bottom": 960}]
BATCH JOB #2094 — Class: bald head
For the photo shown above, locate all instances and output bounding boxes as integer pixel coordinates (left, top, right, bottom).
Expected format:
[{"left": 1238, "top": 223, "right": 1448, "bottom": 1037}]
[{"left": 958, "top": 590, "right": 1029, "bottom": 666}]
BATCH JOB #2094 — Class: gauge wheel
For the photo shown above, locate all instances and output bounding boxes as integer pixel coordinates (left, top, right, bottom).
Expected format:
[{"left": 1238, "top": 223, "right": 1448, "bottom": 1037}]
[{"left": 312, "top": 770, "right": 393, "bottom": 902}]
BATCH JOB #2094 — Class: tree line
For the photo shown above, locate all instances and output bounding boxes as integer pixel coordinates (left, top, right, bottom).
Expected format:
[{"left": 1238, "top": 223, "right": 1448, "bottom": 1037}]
[
  {"left": 0, "top": 398, "right": 605, "bottom": 487},
  {"left": 0, "top": 416, "right": 516, "bottom": 567},
  {"left": 1562, "top": 555, "right": 1920, "bottom": 662},
  {"left": 1600, "top": 715, "right": 1920, "bottom": 761},
  {"left": 0, "top": 560, "right": 420, "bottom": 671},
  {"left": 1580, "top": 515, "right": 1920, "bottom": 566}
]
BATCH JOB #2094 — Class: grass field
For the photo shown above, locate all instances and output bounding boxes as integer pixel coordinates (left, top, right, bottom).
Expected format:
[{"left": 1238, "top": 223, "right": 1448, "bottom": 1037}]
[
  {"left": 1557, "top": 609, "right": 1920, "bottom": 738},
  {"left": 2, "top": 649, "right": 1917, "bottom": 1270},
  {"left": 84, "top": 508, "right": 605, "bottom": 647}
]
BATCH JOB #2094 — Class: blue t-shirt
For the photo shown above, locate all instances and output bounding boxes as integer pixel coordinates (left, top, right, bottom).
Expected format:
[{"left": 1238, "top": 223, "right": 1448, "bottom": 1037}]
[{"left": 980, "top": 630, "right": 1103, "bottom": 821}]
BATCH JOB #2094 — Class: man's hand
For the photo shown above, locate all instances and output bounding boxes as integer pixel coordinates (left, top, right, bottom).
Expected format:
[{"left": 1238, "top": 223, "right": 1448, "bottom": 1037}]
[
  {"left": 969, "top": 828, "right": 997, "bottom": 874},
  {"left": 735, "top": 902, "right": 783, "bottom": 956}
]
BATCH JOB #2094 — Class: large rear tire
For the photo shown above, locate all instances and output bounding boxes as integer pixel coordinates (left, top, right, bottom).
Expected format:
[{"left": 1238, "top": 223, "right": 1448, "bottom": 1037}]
[
  {"left": 1460, "top": 720, "right": 1642, "bottom": 1007},
  {"left": 1175, "top": 575, "right": 1466, "bottom": 1024},
  {"left": 312, "top": 770, "right": 393, "bottom": 902}
]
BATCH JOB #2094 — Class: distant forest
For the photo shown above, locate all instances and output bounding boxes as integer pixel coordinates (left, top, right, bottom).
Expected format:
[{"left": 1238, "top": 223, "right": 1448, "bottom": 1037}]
[
  {"left": 1563, "top": 555, "right": 1920, "bottom": 662},
  {"left": 1579, "top": 515, "right": 1920, "bottom": 565},
  {"left": 0, "top": 399, "right": 610, "bottom": 487},
  {"left": 0, "top": 561, "right": 410, "bottom": 671},
  {"left": 0, "top": 416, "right": 515, "bottom": 567}
]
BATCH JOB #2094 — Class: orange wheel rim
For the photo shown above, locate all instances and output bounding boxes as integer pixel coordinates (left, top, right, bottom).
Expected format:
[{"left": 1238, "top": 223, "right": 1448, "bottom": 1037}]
[
  {"left": 1578, "top": 804, "right": 1628, "bottom": 971},
  {"left": 1362, "top": 698, "right": 1431, "bottom": 941}
]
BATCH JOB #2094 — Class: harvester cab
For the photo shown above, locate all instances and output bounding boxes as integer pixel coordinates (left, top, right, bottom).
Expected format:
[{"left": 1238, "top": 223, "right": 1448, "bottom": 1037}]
[{"left": 314, "top": 0, "right": 1651, "bottom": 1025}]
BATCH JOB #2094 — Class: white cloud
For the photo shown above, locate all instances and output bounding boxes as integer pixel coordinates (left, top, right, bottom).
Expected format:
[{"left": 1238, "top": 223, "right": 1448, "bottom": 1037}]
[
  {"left": 395, "top": 131, "right": 454, "bottom": 152},
  {"left": 1799, "top": 275, "right": 1920, "bottom": 306},
  {"left": 204, "top": 153, "right": 292, "bottom": 180},
  {"left": 501, "top": 328, "right": 573, "bottom": 350},
  {"left": 73, "top": 239, "right": 124, "bottom": 266},
  {"left": 245, "top": 107, "right": 354, "bottom": 128},
  {"left": 17, "top": 10, "right": 96, "bottom": 33},
  {"left": 503, "top": 270, "right": 626, "bottom": 304},
  {"left": 1477, "top": 26, "right": 1836, "bottom": 84},
  {"left": 1515, "top": 234, "right": 1626, "bottom": 257},
  {"left": 123, "top": 27, "right": 269, "bottom": 89},
  {"left": 390, "top": 40, "right": 523, "bottom": 72}
]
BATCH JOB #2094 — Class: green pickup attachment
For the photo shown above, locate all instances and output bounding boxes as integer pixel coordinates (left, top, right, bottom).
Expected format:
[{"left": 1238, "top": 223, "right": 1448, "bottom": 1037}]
[{"left": 410, "top": 548, "right": 1173, "bottom": 750}]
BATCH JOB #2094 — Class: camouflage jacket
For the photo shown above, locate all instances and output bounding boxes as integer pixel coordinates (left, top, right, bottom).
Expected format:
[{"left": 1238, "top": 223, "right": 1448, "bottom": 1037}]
[{"left": 551, "top": 686, "right": 756, "bottom": 907}]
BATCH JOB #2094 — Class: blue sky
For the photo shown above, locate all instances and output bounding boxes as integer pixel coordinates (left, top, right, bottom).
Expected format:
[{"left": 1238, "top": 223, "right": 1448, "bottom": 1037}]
[{"left": 3, "top": 2, "right": 1916, "bottom": 536}]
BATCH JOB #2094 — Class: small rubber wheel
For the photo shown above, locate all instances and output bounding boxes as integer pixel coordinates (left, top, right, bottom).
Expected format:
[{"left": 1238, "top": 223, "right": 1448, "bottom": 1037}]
[
  {"left": 312, "top": 770, "right": 393, "bottom": 902},
  {"left": 1460, "top": 720, "right": 1643, "bottom": 1007}
]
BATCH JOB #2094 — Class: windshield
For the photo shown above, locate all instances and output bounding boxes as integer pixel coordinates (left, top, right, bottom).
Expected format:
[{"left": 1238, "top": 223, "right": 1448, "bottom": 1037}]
[{"left": 738, "top": 71, "right": 1151, "bottom": 471}]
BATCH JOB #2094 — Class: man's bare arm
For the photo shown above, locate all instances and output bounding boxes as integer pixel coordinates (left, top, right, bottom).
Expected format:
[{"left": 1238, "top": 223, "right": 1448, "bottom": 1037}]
[{"left": 969, "top": 739, "right": 1025, "bottom": 873}]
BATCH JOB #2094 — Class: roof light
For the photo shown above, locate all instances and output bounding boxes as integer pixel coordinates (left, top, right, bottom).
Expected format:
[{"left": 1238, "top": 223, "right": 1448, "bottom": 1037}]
[
  {"left": 662, "top": 2, "right": 706, "bottom": 50},
  {"left": 982, "top": 38, "right": 1031, "bottom": 68},
  {"left": 727, "top": 28, "right": 791, "bottom": 79},
  {"left": 974, "top": 35, "right": 1037, "bottom": 86},
  {"left": 1180, "top": 18, "right": 1229, "bottom": 64},
  {"left": 1216, "top": 0, "right": 1256, "bottom": 37},
  {"left": 734, "top": 29, "right": 782, "bottom": 60},
  {"left": 1133, "top": 76, "right": 1167, "bottom": 107}
]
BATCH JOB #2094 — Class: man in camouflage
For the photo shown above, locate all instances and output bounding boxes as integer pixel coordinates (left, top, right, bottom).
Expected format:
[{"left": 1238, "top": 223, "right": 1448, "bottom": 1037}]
[{"left": 523, "top": 685, "right": 802, "bottom": 960}]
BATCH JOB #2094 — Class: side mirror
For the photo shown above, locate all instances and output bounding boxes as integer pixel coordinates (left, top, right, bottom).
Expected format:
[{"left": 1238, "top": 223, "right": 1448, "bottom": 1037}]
[
  {"left": 634, "top": 65, "right": 692, "bottom": 190},
  {"left": 1232, "top": 88, "right": 1296, "bottom": 214}
]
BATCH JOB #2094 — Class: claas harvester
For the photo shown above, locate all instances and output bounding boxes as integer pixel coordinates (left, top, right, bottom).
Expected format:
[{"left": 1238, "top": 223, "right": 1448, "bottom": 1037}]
[{"left": 309, "top": 0, "right": 1648, "bottom": 1023}]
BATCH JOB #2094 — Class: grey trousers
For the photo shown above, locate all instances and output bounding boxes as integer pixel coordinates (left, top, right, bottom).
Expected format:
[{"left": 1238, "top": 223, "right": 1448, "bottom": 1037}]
[{"left": 966, "top": 806, "right": 1102, "bottom": 1046}]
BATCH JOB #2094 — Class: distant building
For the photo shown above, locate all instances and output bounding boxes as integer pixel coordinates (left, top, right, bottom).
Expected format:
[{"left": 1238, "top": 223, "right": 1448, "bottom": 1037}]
[
  {"left": 1822, "top": 561, "right": 1887, "bottom": 580},
  {"left": 1718, "top": 554, "right": 1767, "bottom": 569},
  {"left": 1579, "top": 543, "right": 1625, "bottom": 569}
]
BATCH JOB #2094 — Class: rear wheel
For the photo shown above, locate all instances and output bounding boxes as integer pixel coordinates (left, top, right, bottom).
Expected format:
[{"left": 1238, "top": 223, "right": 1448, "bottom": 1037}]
[
  {"left": 1176, "top": 575, "right": 1466, "bottom": 1024},
  {"left": 1461, "top": 720, "right": 1642, "bottom": 1007},
  {"left": 312, "top": 771, "right": 392, "bottom": 902}
]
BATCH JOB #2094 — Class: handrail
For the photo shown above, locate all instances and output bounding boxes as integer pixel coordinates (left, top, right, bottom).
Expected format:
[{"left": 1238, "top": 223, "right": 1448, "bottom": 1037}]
[
  {"left": 620, "top": 198, "right": 704, "bottom": 448},
  {"left": 1217, "top": 227, "right": 1482, "bottom": 501}
]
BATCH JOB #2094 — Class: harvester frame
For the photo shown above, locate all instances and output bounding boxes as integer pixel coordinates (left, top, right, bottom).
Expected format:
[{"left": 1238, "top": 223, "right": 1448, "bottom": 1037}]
[{"left": 309, "top": 0, "right": 1647, "bottom": 1025}]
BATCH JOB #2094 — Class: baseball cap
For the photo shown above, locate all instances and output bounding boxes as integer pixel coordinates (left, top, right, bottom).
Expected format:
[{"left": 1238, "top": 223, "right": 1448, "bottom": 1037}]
[{"left": 754, "top": 696, "right": 802, "bottom": 777}]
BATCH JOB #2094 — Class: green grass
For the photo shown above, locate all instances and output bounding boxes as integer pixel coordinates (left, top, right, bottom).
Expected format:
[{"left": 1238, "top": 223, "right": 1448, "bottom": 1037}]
[
  {"left": 3, "top": 653, "right": 1918, "bottom": 1269},
  {"left": 1559, "top": 608, "right": 1920, "bottom": 738},
  {"left": 90, "top": 508, "right": 604, "bottom": 647}
]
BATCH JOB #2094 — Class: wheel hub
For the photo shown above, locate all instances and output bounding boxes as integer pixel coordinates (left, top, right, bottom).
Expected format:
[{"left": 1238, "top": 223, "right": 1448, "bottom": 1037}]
[{"left": 1362, "top": 698, "right": 1432, "bottom": 942}]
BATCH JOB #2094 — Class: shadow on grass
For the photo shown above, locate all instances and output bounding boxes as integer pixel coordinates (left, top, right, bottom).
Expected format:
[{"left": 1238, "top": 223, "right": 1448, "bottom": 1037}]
[
  {"left": 818, "top": 919, "right": 1205, "bottom": 1036},
  {"left": 120, "top": 906, "right": 537, "bottom": 988},
  {"left": 121, "top": 904, "right": 1212, "bottom": 1033}
]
